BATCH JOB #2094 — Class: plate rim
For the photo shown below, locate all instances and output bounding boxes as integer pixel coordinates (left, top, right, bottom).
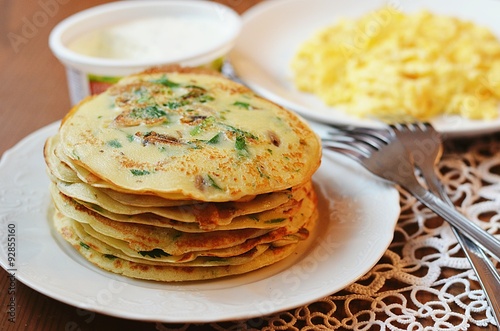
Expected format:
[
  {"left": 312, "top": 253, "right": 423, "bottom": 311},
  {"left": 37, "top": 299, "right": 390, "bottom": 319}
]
[
  {"left": 230, "top": 0, "right": 500, "bottom": 138},
  {"left": 0, "top": 121, "right": 400, "bottom": 323}
]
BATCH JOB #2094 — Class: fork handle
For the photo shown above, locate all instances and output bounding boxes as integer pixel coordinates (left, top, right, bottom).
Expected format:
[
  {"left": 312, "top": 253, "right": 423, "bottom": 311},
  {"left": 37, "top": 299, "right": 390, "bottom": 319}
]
[
  {"left": 423, "top": 170, "right": 500, "bottom": 326},
  {"left": 421, "top": 166, "right": 500, "bottom": 327},
  {"left": 408, "top": 185, "right": 500, "bottom": 262},
  {"left": 455, "top": 231, "right": 500, "bottom": 326}
]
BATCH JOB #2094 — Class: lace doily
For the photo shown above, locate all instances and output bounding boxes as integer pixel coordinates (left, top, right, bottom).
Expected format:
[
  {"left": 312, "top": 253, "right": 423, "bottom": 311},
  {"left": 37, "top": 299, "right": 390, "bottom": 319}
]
[{"left": 156, "top": 135, "right": 500, "bottom": 331}]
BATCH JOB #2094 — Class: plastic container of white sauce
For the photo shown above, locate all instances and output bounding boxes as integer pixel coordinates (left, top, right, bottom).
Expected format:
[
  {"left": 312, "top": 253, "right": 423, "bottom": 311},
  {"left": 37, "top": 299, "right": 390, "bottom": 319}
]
[{"left": 49, "top": 1, "right": 242, "bottom": 105}]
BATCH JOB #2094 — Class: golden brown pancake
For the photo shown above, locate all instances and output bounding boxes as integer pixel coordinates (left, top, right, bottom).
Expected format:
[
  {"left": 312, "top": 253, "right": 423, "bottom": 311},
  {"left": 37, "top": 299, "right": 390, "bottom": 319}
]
[
  {"left": 45, "top": 66, "right": 322, "bottom": 282},
  {"left": 58, "top": 66, "right": 321, "bottom": 202},
  {"left": 54, "top": 212, "right": 307, "bottom": 282}
]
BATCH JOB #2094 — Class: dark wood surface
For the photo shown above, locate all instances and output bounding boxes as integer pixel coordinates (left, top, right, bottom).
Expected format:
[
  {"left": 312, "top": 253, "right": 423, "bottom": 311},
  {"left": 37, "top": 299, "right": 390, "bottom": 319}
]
[{"left": 0, "top": 1, "right": 260, "bottom": 330}]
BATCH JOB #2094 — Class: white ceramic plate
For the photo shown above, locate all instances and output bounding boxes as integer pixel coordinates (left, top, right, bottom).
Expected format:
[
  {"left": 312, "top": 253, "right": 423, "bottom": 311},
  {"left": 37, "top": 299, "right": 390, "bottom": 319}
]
[
  {"left": 230, "top": 0, "right": 500, "bottom": 138},
  {"left": 0, "top": 122, "right": 399, "bottom": 323}
]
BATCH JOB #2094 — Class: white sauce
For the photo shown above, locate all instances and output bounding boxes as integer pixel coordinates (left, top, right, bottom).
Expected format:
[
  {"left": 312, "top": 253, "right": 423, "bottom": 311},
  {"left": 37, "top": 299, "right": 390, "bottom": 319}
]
[{"left": 68, "top": 16, "right": 224, "bottom": 61}]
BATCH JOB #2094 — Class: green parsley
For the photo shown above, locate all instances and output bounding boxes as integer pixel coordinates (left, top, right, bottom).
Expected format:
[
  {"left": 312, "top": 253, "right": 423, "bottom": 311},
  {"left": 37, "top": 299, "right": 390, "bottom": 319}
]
[
  {"left": 206, "top": 132, "right": 222, "bottom": 144},
  {"left": 223, "top": 124, "right": 258, "bottom": 140},
  {"left": 184, "top": 85, "right": 206, "bottom": 90},
  {"left": 138, "top": 249, "right": 171, "bottom": 258},
  {"left": 88, "top": 203, "right": 104, "bottom": 213},
  {"left": 165, "top": 101, "right": 187, "bottom": 109},
  {"left": 206, "top": 175, "right": 223, "bottom": 190},
  {"left": 257, "top": 166, "right": 270, "bottom": 179},
  {"left": 190, "top": 116, "right": 215, "bottom": 136},
  {"left": 130, "top": 105, "right": 167, "bottom": 119},
  {"left": 233, "top": 101, "right": 251, "bottom": 109},
  {"left": 106, "top": 139, "right": 122, "bottom": 148},
  {"left": 190, "top": 125, "right": 202, "bottom": 137},
  {"left": 133, "top": 87, "right": 151, "bottom": 102},
  {"left": 130, "top": 169, "right": 150, "bottom": 176},
  {"left": 151, "top": 75, "right": 180, "bottom": 88},
  {"left": 235, "top": 135, "right": 249, "bottom": 157},
  {"left": 198, "top": 95, "right": 215, "bottom": 103}
]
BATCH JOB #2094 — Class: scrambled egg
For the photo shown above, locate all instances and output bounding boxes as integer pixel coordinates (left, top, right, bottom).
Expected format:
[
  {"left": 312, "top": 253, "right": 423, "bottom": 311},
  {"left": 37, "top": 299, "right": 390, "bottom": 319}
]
[{"left": 290, "top": 10, "right": 500, "bottom": 120}]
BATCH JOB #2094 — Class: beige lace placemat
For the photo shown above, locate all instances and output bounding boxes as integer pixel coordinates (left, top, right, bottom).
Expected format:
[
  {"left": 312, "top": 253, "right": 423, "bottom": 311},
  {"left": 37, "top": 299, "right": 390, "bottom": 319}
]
[{"left": 157, "top": 135, "right": 500, "bottom": 331}]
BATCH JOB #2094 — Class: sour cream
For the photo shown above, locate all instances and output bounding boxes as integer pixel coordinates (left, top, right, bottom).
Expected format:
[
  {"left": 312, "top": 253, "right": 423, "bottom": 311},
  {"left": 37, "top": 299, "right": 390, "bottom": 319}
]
[
  {"left": 68, "top": 16, "right": 224, "bottom": 61},
  {"left": 49, "top": 1, "right": 241, "bottom": 105}
]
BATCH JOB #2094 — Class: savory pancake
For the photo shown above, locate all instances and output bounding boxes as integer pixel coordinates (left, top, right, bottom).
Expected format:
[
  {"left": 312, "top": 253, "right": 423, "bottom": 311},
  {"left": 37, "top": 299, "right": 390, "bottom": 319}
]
[
  {"left": 58, "top": 66, "right": 321, "bottom": 202},
  {"left": 54, "top": 180, "right": 308, "bottom": 225},
  {"left": 46, "top": 66, "right": 322, "bottom": 282},
  {"left": 71, "top": 218, "right": 273, "bottom": 266},
  {"left": 50, "top": 185, "right": 316, "bottom": 255},
  {"left": 75, "top": 218, "right": 309, "bottom": 265},
  {"left": 54, "top": 212, "right": 304, "bottom": 281},
  {"left": 44, "top": 135, "right": 81, "bottom": 184}
]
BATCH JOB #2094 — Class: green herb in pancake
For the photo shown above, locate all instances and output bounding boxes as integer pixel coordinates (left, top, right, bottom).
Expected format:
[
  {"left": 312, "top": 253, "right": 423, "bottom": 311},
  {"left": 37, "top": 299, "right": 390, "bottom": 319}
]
[{"left": 139, "top": 249, "right": 171, "bottom": 258}]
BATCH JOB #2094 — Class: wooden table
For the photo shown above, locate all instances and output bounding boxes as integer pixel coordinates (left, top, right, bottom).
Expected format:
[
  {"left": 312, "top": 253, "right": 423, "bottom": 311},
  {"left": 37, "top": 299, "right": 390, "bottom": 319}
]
[
  {"left": 0, "top": 2, "right": 255, "bottom": 330},
  {"left": 1, "top": 1, "right": 499, "bottom": 330}
]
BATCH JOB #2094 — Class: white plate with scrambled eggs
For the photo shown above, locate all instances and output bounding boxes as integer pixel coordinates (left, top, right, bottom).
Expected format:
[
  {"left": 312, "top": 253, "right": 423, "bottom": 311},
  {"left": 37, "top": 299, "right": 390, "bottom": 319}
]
[{"left": 230, "top": 0, "right": 500, "bottom": 137}]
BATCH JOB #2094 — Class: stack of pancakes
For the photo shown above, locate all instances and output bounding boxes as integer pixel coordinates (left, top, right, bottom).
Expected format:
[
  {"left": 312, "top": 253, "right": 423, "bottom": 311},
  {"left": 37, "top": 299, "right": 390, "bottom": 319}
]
[{"left": 44, "top": 66, "right": 321, "bottom": 281}]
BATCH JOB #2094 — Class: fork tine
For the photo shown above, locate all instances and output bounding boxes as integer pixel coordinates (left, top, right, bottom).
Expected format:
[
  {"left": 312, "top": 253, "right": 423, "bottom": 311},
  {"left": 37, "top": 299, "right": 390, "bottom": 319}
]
[
  {"left": 322, "top": 138, "right": 372, "bottom": 158},
  {"left": 391, "top": 122, "right": 444, "bottom": 167},
  {"left": 322, "top": 122, "right": 500, "bottom": 262},
  {"left": 324, "top": 134, "right": 382, "bottom": 154},
  {"left": 326, "top": 125, "right": 394, "bottom": 154},
  {"left": 390, "top": 122, "right": 427, "bottom": 132},
  {"left": 391, "top": 122, "right": 437, "bottom": 136},
  {"left": 328, "top": 125, "right": 392, "bottom": 143},
  {"left": 421, "top": 122, "right": 442, "bottom": 141},
  {"left": 388, "top": 121, "right": 500, "bottom": 324},
  {"left": 327, "top": 130, "right": 391, "bottom": 148},
  {"left": 322, "top": 144, "right": 366, "bottom": 162},
  {"left": 323, "top": 125, "right": 396, "bottom": 158}
]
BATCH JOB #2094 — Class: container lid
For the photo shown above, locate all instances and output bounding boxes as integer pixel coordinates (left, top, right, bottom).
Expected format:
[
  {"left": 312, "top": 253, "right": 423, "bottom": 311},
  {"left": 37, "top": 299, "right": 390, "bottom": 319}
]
[{"left": 49, "top": 1, "right": 241, "bottom": 70}]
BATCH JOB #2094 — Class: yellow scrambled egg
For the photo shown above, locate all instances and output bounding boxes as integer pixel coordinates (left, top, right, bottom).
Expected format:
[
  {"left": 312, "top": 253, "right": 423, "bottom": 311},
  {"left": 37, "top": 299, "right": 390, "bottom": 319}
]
[{"left": 290, "top": 10, "right": 500, "bottom": 120}]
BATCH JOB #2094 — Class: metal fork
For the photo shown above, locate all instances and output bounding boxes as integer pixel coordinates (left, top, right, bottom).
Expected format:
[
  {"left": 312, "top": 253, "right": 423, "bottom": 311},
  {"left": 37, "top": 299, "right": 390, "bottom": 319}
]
[
  {"left": 322, "top": 126, "right": 500, "bottom": 263},
  {"left": 390, "top": 122, "right": 500, "bottom": 328}
]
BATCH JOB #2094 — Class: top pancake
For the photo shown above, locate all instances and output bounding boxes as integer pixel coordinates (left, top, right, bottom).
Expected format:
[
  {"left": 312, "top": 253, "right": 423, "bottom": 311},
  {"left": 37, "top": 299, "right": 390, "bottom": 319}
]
[{"left": 58, "top": 66, "right": 321, "bottom": 201}]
